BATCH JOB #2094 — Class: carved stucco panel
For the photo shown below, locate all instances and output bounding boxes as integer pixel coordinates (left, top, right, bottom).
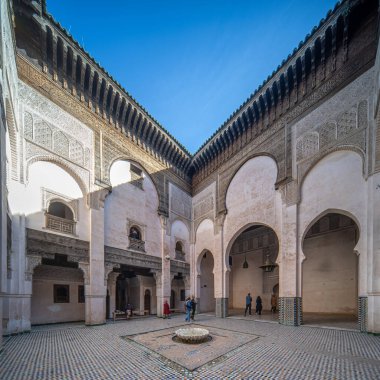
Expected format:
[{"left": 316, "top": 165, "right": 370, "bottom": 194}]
[
  {"left": 193, "top": 194, "right": 214, "bottom": 220},
  {"left": 319, "top": 122, "right": 337, "bottom": 149},
  {"left": 296, "top": 132, "right": 319, "bottom": 162},
  {"left": 19, "top": 80, "right": 93, "bottom": 149},
  {"left": 170, "top": 185, "right": 191, "bottom": 220},
  {"left": 337, "top": 107, "right": 357, "bottom": 139}
]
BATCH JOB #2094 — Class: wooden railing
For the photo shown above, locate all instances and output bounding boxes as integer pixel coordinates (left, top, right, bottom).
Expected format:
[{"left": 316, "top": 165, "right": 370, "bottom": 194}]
[{"left": 46, "top": 214, "right": 75, "bottom": 235}]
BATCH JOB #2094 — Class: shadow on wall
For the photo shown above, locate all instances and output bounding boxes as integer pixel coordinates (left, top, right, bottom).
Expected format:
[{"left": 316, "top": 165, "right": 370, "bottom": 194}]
[{"left": 7, "top": 159, "right": 190, "bottom": 325}]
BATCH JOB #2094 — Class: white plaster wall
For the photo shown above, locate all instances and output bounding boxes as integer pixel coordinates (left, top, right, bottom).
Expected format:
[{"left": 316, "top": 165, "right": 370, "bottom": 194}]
[
  {"left": 224, "top": 156, "right": 281, "bottom": 252},
  {"left": 302, "top": 228, "right": 358, "bottom": 314},
  {"left": 299, "top": 151, "right": 367, "bottom": 301},
  {"left": 299, "top": 152, "right": 366, "bottom": 256},
  {"left": 10, "top": 161, "right": 89, "bottom": 240},
  {"left": 195, "top": 219, "right": 215, "bottom": 257},
  {"left": 31, "top": 266, "right": 84, "bottom": 324},
  {"left": 171, "top": 219, "right": 190, "bottom": 262},
  {"left": 105, "top": 160, "right": 161, "bottom": 256},
  {"left": 230, "top": 254, "right": 263, "bottom": 309}
]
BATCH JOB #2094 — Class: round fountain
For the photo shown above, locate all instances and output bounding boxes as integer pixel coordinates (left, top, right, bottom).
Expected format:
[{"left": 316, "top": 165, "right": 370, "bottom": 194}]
[{"left": 174, "top": 327, "right": 211, "bottom": 344}]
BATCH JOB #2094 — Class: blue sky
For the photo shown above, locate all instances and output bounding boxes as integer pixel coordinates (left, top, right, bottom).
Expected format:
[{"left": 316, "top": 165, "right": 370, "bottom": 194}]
[{"left": 47, "top": 0, "right": 337, "bottom": 153}]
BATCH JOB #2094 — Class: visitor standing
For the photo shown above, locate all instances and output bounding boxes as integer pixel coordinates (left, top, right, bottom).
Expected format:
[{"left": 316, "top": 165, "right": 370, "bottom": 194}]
[
  {"left": 185, "top": 297, "right": 192, "bottom": 322},
  {"left": 244, "top": 293, "right": 252, "bottom": 316},
  {"left": 256, "top": 296, "right": 263, "bottom": 315},
  {"left": 190, "top": 295, "right": 197, "bottom": 321},
  {"left": 163, "top": 300, "right": 171, "bottom": 319}
]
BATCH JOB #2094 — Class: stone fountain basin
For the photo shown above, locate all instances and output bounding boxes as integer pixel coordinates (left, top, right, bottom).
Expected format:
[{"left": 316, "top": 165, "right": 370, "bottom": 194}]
[{"left": 175, "top": 327, "right": 210, "bottom": 344}]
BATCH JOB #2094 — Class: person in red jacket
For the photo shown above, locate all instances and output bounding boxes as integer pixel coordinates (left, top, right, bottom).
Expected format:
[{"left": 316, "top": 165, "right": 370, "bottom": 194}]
[{"left": 163, "top": 300, "right": 171, "bottom": 319}]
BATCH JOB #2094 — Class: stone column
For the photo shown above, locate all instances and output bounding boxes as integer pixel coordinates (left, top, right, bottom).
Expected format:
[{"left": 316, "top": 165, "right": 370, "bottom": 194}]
[
  {"left": 279, "top": 184, "right": 302, "bottom": 326},
  {"left": 156, "top": 215, "right": 170, "bottom": 317},
  {"left": 85, "top": 188, "right": 110, "bottom": 325},
  {"left": 153, "top": 271, "right": 162, "bottom": 317},
  {"left": 3, "top": 215, "right": 32, "bottom": 335},
  {"left": 0, "top": 90, "right": 6, "bottom": 345},
  {"left": 367, "top": 174, "right": 380, "bottom": 333},
  {"left": 106, "top": 270, "right": 119, "bottom": 319},
  {"left": 214, "top": 213, "right": 228, "bottom": 318}
]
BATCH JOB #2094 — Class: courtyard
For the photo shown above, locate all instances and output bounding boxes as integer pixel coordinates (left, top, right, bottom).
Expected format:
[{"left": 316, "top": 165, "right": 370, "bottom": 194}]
[{"left": 1, "top": 315, "right": 379, "bottom": 379}]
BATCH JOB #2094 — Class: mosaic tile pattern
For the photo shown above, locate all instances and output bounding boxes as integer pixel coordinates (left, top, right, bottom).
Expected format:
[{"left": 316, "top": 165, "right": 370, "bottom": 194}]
[
  {"left": 1, "top": 315, "right": 380, "bottom": 379},
  {"left": 359, "top": 296, "right": 368, "bottom": 332},
  {"left": 279, "top": 297, "right": 302, "bottom": 326}
]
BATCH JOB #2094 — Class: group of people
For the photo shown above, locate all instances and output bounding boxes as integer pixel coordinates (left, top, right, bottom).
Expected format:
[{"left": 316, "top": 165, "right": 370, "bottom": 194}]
[
  {"left": 162, "top": 295, "right": 197, "bottom": 321},
  {"left": 244, "top": 293, "right": 277, "bottom": 316},
  {"left": 184, "top": 296, "right": 196, "bottom": 322}
]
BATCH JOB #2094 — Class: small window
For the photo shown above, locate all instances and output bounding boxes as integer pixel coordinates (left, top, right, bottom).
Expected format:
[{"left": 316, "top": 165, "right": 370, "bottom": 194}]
[
  {"left": 130, "top": 164, "right": 142, "bottom": 177},
  {"left": 78, "top": 285, "right": 85, "bottom": 303},
  {"left": 46, "top": 201, "right": 76, "bottom": 235},
  {"left": 48, "top": 202, "right": 73, "bottom": 220},
  {"left": 129, "top": 226, "right": 141, "bottom": 240},
  {"left": 175, "top": 241, "right": 183, "bottom": 252},
  {"left": 130, "top": 164, "right": 143, "bottom": 189},
  {"left": 54, "top": 284, "right": 70, "bottom": 303}
]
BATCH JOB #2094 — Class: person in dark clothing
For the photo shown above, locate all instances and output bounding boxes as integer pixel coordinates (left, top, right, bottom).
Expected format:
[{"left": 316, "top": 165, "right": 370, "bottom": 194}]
[
  {"left": 256, "top": 296, "right": 263, "bottom": 315},
  {"left": 244, "top": 293, "right": 252, "bottom": 316},
  {"left": 190, "top": 295, "right": 197, "bottom": 320}
]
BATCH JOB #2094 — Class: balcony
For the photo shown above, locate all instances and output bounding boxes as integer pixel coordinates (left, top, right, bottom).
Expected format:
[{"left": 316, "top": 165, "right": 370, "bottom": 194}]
[
  {"left": 175, "top": 250, "right": 185, "bottom": 261},
  {"left": 128, "top": 237, "right": 146, "bottom": 252},
  {"left": 45, "top": 214, "right": 75, "bottom": 235}
]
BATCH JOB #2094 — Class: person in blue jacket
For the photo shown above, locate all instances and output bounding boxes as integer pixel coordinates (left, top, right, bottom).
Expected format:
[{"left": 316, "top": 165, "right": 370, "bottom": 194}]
[{"left": 244, "top": 293, "right": 252, "bottom": 316}]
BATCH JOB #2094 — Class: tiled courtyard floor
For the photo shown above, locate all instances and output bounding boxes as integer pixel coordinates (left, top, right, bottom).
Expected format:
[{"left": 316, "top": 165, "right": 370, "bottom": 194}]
[{"left": 1, "top": 314, "right": 380, "bottom": 379}]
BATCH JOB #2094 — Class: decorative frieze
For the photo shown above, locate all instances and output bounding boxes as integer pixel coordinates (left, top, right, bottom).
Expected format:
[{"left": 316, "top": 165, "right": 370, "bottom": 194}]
[
  {"left": 105, "top": 245, "right": 161, "bottom": 272},
  {"left": 26, "top": 228, "right": 89, "bottom": 263}
]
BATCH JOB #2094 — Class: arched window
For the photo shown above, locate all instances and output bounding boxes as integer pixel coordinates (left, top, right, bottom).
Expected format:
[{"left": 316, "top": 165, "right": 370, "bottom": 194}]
[
  {"left": 129, "top": 226, "right": 141, "bottom": 240},
  {"left": 175, "top": 241, "right": 185, "bottom": 261},
  {"left": 128, "top": 225, "right": 145, "bottom": 252},
  {"left": 46, "top": 201, "right": 75, "bottom": 234},
  {"left": 175, "top": 241, "right": 183, "bottom": 252},
  {"left": 48, "top": 201, "right": 74, "bottom": 220}
]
